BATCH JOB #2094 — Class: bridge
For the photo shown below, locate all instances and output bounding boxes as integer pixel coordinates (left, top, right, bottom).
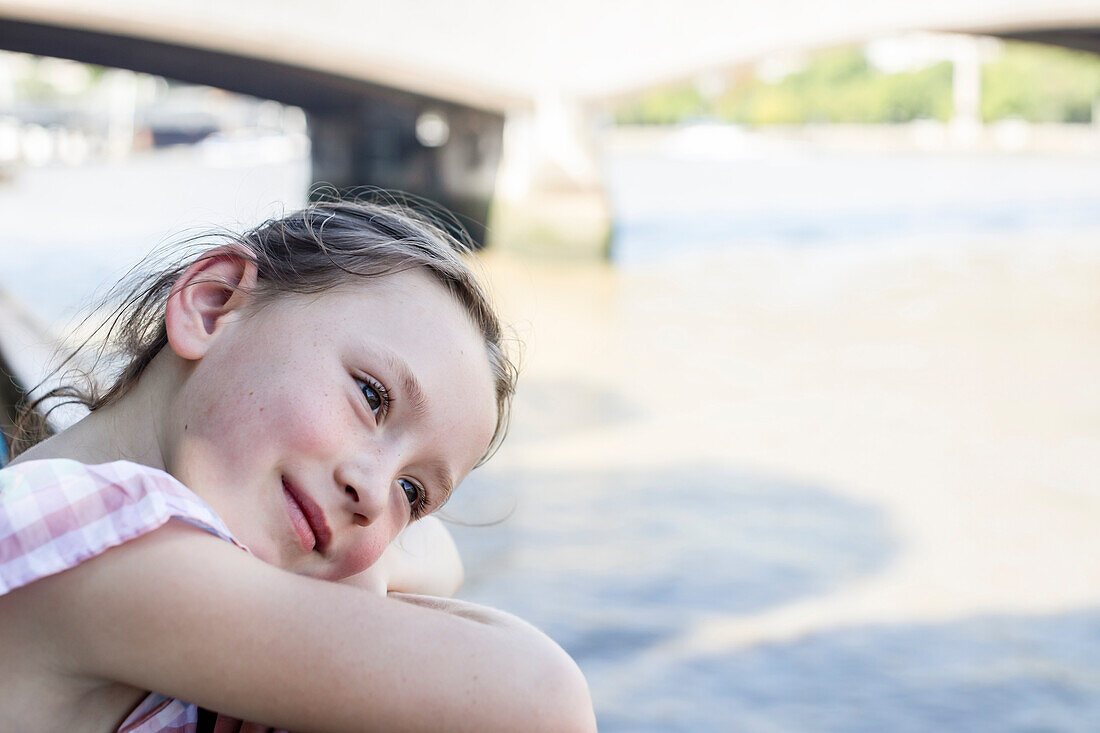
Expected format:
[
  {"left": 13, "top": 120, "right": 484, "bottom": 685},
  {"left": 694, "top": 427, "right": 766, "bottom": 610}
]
[{"left": 0, "top": 0, "right": 1098, "bottom": 255}]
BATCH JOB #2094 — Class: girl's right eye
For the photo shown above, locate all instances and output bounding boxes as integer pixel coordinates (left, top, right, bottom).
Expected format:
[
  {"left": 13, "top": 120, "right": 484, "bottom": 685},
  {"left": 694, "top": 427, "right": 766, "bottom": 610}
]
[{"left": 355, "top": 377, "right": 388, "bottom": 418}]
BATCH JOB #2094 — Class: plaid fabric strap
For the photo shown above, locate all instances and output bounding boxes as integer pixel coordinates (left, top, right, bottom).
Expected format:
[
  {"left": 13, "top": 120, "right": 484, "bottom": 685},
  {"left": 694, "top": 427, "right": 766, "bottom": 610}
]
[{"left": 0, "top": 458, "right": 247, "bottom": 595}]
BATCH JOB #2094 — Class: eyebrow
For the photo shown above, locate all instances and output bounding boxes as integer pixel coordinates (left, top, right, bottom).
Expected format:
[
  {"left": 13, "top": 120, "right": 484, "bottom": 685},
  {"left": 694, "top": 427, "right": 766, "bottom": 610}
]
[
  {"left": 428, "top": 463, "right": 457, "bottom": 507},
  {"left": 376, "top": 347, "right": 429, "bottom": 419}
]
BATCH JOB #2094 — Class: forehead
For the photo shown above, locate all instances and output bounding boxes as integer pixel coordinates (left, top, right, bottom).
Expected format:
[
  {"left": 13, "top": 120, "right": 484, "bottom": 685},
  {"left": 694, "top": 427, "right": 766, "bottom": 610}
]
[{"left": 315, "top": 269, "right": 474, "bottom": 348}]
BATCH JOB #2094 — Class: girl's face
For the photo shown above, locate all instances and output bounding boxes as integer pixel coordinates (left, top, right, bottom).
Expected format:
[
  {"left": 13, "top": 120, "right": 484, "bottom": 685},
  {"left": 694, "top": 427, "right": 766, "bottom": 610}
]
[{"left": 164, "top": 268, "right": 498, "bottom": 580}]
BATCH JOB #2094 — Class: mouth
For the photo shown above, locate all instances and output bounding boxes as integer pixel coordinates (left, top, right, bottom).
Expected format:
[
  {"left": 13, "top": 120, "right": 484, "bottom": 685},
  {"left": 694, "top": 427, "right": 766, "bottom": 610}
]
[{"left": 281, "top": 476, "right": 333, "bottom": 554}]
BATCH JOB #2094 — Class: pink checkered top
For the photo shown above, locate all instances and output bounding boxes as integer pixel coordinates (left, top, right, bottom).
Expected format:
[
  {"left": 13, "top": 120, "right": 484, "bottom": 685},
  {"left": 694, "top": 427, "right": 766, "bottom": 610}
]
[{"left": 0, "top": 458, "right": 251, "bottom": 732}]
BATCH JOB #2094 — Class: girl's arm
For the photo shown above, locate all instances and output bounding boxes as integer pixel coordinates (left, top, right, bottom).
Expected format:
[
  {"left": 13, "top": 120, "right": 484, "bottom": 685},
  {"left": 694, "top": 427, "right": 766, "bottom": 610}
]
[
  {"left": 32, "top": 522, "right": 595, "bottom": 733},
  {"left": 341, "top": 516, "right": 465, "bottom": 597}
]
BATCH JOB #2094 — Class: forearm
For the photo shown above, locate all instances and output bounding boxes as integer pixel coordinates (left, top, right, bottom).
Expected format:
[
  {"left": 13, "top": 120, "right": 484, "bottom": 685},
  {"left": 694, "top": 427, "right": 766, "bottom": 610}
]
[
  {"left": 64, "top": 527, "right": 595, "bottom": 732},
  {"left": 208, "top": 590, "right": 595, "bottom": 733},
  {"left": 210, "top": 574, "right": 594, "bottom": 731}
]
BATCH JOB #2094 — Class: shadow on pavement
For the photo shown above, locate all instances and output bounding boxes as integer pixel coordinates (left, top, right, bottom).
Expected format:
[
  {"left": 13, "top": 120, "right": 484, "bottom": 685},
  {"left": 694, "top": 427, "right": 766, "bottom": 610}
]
[
  {"left": 448, "top": 463, "right": 898, "bottom": 726},
  {"left": 596, "top": 609, "right": 1100, "bottom": 732}
]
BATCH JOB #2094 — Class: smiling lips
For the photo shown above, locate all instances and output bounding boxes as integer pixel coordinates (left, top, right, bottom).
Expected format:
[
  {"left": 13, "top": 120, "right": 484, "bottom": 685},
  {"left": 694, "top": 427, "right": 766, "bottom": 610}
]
[{"left": 281, "top": 476, "right": 333, "bottom": 554}]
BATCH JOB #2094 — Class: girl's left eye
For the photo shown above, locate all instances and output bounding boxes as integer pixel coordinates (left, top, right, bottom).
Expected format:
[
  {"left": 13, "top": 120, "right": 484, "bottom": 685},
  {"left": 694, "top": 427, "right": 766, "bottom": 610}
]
[
  {"left": 355, "top": 377, "right": 388, "bottom": 418},
  {"left": 398, "top": 478, "right": 427, "bottom": 516}
]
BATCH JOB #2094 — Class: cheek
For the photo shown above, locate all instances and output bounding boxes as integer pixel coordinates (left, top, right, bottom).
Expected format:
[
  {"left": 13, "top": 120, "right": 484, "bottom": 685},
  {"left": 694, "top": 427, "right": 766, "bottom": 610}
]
[
  {"left": 330, "top": 531, "right": 392, "bottom": 579},
  {"left": 216, "top": 364, "right": 352, "bottom": 457},
  {"left": 269, "top": 394, "right": 347, "bottom": 455},
  {"left": 189, "top": 341, "right": 348, "bottom": 454}
]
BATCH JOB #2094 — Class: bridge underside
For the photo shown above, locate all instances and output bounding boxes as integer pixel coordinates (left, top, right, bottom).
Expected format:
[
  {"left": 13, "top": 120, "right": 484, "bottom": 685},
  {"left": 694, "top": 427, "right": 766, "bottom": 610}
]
[
  {"left": 1, "top": 16, "right": 1099, "bottom": 255},
  {"left": 0, "top": 18, "right": 504, "bottom": 245},
  {"left": 994, "top": 27, "right": 1100, "bottom": 56}
]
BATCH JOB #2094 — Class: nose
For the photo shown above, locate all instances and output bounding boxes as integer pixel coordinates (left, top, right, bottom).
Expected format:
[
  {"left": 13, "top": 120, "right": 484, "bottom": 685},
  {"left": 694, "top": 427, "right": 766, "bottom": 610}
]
[{"left": 335, "top": 459, "right": 393, "bottom": 527}]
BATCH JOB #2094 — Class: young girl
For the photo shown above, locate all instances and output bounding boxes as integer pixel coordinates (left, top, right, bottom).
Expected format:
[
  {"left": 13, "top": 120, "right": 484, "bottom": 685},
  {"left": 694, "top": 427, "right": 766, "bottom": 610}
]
[{"left": 0, "top": 200, "right": 596, "bottom": 732}]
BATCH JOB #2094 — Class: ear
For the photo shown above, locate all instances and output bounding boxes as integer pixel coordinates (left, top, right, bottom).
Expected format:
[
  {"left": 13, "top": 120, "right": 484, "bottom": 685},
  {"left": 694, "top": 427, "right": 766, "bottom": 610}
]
[{"left": 164, "top": 247, "right": 258, "bottom": 361}]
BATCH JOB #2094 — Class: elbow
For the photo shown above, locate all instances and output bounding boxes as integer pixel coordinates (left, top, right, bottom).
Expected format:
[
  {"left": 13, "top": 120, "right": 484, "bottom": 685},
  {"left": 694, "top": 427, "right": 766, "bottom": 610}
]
[
  {"left": 560, "top": 662, "right": 598, "bottom": 733},
  {"left": 534, "top": 643, "right": 598, "bottom": 733},
  {"left": 446, "top": 547, "right": 464, "bottom": 597}
]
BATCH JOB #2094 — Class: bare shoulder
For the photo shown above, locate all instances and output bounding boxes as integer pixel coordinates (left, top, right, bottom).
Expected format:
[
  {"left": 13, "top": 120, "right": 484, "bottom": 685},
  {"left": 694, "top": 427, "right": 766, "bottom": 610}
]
[{"left": 15, "top": 521, "right": 594, "bottom": 732}]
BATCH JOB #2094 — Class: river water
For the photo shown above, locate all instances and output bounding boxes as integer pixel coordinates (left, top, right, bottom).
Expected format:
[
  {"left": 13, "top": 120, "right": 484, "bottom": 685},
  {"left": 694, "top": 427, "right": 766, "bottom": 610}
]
[{"left": 2, "top": 130, "right": 1100, "bottom": 731}]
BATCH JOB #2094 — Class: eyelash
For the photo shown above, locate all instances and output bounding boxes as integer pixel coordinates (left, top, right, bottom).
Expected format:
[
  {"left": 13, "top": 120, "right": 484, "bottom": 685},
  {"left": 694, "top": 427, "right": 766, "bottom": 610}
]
[
  {"left": 355, "top": 375, "right": 390, "bottom": 420},
  {"left": 401, "top": 478, "right": 431, "bottom": 520}
]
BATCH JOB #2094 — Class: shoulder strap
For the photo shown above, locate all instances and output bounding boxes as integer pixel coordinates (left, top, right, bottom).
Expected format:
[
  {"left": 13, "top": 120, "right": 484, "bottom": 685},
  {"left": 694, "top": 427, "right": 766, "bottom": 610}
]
[{"left": 0, "top": 459, "right": 249, "bottom": 596}]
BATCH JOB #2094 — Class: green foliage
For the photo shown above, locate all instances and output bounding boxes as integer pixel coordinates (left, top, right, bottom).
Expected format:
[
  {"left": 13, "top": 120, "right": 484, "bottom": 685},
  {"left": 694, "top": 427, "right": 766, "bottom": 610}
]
[
  {"left": 14, "top": 75, "right": 57, "bottom": 101},
  {"left": 982, "top": 43, "right": 1100, "bottom": 122},
  {"left": 716, "top": 51, "right": 952, "bottom": 124},
  {"left": 614, "top": 40, "right": 1100, "bottom": 126},
  {"left": 614, "top": 84, "right": 707, "bottom": 125}
]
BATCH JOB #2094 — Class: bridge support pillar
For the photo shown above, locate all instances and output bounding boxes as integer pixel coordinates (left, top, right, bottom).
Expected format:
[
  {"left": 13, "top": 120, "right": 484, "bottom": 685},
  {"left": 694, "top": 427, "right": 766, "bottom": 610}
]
[
  {"left": 949, "top": 34, "right": 983, "bottom": 146},
  {"left": 488, "top": 93, "right": 611, "bottom": 259},
  {"left": 307, "top": 101, "right": 504, "bottom": 247}
]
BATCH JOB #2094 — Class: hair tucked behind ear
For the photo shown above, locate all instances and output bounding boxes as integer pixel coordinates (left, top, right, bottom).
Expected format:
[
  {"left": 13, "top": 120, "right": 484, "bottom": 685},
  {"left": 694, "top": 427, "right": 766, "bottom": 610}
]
[{"left": 11, "top": 197, "right": 519, "bottom": 464}]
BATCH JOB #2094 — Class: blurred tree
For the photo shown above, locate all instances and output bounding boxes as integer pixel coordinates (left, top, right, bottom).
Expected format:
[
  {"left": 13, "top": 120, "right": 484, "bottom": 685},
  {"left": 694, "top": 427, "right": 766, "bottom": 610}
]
[
  {"left": 714, "top": 50, "right": 951, "bottom": 125},
  {"left": 982, "top": 43, "right": 1100, "bottom": 123},
  {"left": 614, "top": 40, "right": 1100, "bottom": 126},
  {"left": 614, "top": 83, "right": 707, "bottom": 125}
]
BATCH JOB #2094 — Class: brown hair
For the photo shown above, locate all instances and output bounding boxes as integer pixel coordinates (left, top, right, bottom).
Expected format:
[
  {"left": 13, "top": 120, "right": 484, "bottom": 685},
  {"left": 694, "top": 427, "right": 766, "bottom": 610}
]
[{"left": 12, "top": 197, "right": 518, "bottom": 463}]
